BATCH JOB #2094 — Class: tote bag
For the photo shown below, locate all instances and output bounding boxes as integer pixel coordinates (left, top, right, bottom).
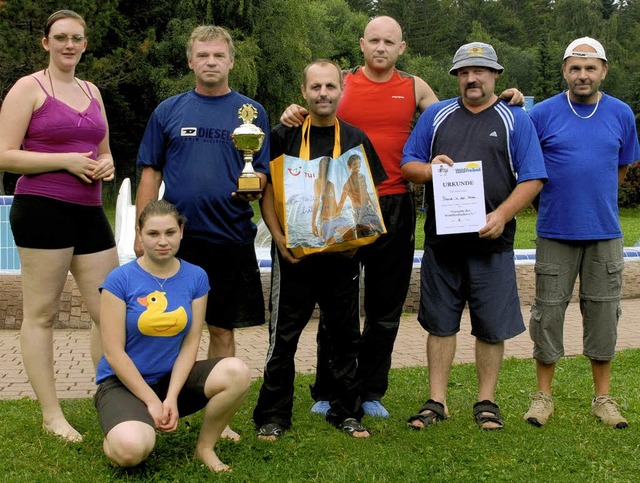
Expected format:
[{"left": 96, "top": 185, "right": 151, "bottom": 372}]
[{"left": 270, "top": 118, "right": 386, "bottom": 258}]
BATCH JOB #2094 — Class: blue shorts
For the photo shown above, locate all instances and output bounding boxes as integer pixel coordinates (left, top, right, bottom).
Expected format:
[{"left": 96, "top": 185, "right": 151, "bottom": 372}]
[
  {"left": 177, "top": 237, "right": 265, "bottom": 329},
  {"left": 10, "top": 194, "right": 115, "bottom": 255},
  {"left": 418, "top": 245, "right": 525, "bottom": 343}
]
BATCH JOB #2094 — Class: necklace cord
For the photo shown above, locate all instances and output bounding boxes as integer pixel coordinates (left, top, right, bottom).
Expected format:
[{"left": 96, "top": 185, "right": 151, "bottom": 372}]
[
  {"left": 139, "top": 258, "right": 179, "bottom": 290},
  {"left": 566, "top": 90, "right": 600, "bottom": 119},
  {"left": 150, "top": 274, "right": 171, "bottom": 290}
]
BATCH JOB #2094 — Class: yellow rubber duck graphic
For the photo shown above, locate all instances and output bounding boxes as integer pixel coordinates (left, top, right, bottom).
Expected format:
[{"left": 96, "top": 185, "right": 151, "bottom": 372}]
[{"left": 137, "top": 290, "right": 187, "bottom": 337}]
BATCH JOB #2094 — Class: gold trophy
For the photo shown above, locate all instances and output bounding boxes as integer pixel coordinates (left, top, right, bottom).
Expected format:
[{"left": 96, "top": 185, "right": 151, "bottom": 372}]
[{"left": 232, "top": 103, "right": 265, "bottom": 195}]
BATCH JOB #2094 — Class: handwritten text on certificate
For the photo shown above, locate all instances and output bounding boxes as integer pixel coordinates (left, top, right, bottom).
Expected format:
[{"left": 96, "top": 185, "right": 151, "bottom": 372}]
[{"left": 432, "top": 161, "right": 486, "bottom": 235}]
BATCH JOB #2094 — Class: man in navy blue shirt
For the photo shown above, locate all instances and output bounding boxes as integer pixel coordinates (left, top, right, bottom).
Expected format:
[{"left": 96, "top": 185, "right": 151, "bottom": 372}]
[{"left": 401, "top": 42, "right": 546, "bottom": 430}]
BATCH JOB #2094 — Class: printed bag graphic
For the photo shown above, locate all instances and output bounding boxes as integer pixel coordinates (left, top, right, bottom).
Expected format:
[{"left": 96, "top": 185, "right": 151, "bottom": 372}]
[{"left": 271, "top": 145, "right": 386, "bottom": 258}]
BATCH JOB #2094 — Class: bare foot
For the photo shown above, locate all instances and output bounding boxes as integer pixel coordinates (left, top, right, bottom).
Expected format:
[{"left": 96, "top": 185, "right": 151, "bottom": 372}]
[
  {"left": 408, "top": 400, "right": 449, "bottom": 429},
  {"left": 221, "top": 425, "right": 240, "bottom": 442},
  {"left": 473, "top": 401, "right": 504, "bottom": 430},
  {"left": 409, "top": 409, "right": 447, "bottom": 429},
  {"left": 256, "top": 434, "right": 278, "bottom": 442},
  {"left": 478, "top": 412, "right": 503, "bottom": 430},
  {"left": 339, "top": 418, "right": 370, "bottom": 438},
  {"left": 194, "top": 448, "right": 232, "bottom": 473},
  {"left": 352, "top": 429, "right": 370, "bottom": 439},
  {"left": 42, "top": 420, "right": 83, "bottom": 443}
]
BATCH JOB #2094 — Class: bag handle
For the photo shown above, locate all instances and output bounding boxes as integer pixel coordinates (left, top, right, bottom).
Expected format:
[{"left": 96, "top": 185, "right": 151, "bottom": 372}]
[{"left": 299, "top": 116, "right": 341, "bottom": 160}]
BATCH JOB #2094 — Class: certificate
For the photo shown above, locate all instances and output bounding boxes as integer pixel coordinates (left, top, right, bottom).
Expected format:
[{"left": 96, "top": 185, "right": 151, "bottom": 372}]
[{"left": 432, "top": 161, "right": 486, "bottom": 235}]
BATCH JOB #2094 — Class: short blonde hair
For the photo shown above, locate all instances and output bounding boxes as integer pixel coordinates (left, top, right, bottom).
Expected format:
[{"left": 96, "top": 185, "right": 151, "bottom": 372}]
[{"left": 186, "top": 25, "right": 235, "bottom": 60}]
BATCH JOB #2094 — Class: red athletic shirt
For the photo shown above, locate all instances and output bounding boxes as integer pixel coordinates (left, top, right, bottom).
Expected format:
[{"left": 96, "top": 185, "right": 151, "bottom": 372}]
[{"left": 337, "top": 67, "right": 417, "bottom": 196}]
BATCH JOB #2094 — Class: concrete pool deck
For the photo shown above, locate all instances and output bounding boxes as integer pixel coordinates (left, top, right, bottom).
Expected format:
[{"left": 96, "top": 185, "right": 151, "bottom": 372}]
[{"left": 2, "top": 297, "right": 640, "bottom": 400}]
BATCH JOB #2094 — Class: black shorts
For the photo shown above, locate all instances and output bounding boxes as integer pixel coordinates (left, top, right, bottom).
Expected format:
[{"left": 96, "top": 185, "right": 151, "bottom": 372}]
[
  {"left": 10, "top": 194, "right": 115, "bottom": 255},
  {"left": 94, "top": 358, "right": 223, "bottom": 435},
  {"left": 177, "top": 237, "right": 265, "bottom": 329}
]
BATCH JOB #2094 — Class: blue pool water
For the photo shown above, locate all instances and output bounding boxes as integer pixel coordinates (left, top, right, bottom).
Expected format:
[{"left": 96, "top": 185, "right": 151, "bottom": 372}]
[{"left": 0, "top": 196, "right": 20, "bottom": 272}]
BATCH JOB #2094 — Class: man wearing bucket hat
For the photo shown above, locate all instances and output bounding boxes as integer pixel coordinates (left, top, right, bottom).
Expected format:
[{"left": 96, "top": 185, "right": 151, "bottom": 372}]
[
  {"left": 401, "top": 42, "right": 547, "bottom": 430},
  {"left": 523, "top": 37, "right": 640, "bottom": 429}
]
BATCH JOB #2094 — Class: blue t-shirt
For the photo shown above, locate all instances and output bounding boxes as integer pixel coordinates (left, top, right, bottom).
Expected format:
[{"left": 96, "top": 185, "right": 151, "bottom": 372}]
[
  {"left": 530, "top": 92, "right": 640, "bottom": 240},
  {"left": 95, "top": 259, "right": 210, "bottom": 384},
  {"left": 402, "top": 97, "right": 547, "bottom": 252},
  {"left": 136, "top": 89, "right": 271, "bottom": 245}
]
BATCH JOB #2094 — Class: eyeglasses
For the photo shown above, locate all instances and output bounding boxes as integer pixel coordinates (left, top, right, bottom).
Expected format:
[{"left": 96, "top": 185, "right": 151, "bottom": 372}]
[{"left": 49, "top": 34, "right": 85, "bottom": 45}]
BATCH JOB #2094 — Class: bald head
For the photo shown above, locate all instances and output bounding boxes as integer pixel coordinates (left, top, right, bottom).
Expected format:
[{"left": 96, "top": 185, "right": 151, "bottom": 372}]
[
  {"left": 364, "top": 16, "right": 403, "bottom": 41},
  {"left": 360, "top": 16, "right": 406, "bottom": 77}
]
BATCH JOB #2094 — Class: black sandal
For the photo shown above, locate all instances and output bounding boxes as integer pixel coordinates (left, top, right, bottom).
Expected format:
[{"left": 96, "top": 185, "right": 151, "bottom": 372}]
[
  {"left": 407, "top": 399, "right": 448, "bottom": 429},
  {"left": 338, "top": 418, "right": 369, "bottom": 437},
  {"left": 473, "top": 400, "right": 504, "bottom": 430},
  {"left": 257, "top": 422, "right": 284, "bottom": 439}
]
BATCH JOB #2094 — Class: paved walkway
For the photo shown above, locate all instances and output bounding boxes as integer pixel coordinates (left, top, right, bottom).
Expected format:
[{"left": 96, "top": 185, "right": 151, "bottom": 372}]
[{"left": 2, "top": 299, "right": 640, "bottom": 400}]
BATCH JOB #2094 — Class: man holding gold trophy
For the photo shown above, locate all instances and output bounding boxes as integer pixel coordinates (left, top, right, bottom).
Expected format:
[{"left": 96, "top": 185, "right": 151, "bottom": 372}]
[
  {"left": 135, "top": 26, "right": 269, "bottom": 441},
  {"left": 233, "top": 103, "right": 266, "bottom": 194}
]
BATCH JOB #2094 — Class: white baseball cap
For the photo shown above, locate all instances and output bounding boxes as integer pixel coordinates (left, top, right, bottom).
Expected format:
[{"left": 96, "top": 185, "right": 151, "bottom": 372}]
[{"left": 563, "top": 37, "right": 607, "bottom": 61}]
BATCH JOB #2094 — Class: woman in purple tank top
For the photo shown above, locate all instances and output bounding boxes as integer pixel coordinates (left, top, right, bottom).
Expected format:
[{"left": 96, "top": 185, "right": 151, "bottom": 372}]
[{"left": 0, "top": 10, "right": 119, "bottom": 443}]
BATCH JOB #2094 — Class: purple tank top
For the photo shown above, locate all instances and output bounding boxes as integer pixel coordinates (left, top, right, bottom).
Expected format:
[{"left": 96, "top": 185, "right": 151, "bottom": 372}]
[{"left": 15, "top": 76, "right": 107, "bottom": 205}]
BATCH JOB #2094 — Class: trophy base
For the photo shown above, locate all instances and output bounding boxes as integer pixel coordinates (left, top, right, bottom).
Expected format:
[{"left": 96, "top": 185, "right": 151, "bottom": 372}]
[{"left": 237, "top": 175, "right": 262, "bottom": 195}]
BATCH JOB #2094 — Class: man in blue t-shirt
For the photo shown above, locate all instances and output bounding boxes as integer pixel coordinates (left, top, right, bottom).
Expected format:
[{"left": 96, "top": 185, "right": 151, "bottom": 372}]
[
  {"left": 135, "top": 26, "right": 269, "bottom": 354},
  {"left": 523, "top": 37, "right": 640, "bottom": 429},
  {"left": 134, "top": 26, "right": 269, "bottom": 441},
  {"left": 401, "top": 42, "right": 547, "bottom": 430}
]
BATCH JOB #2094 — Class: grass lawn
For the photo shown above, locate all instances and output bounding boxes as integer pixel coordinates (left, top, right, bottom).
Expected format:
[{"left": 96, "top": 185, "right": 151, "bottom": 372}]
[
  {"left": 1, "top": 350, "right": 639, "bottom": 482},
  {"left": 8, "top": 196, "right": 640, "bottom": 480}
]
